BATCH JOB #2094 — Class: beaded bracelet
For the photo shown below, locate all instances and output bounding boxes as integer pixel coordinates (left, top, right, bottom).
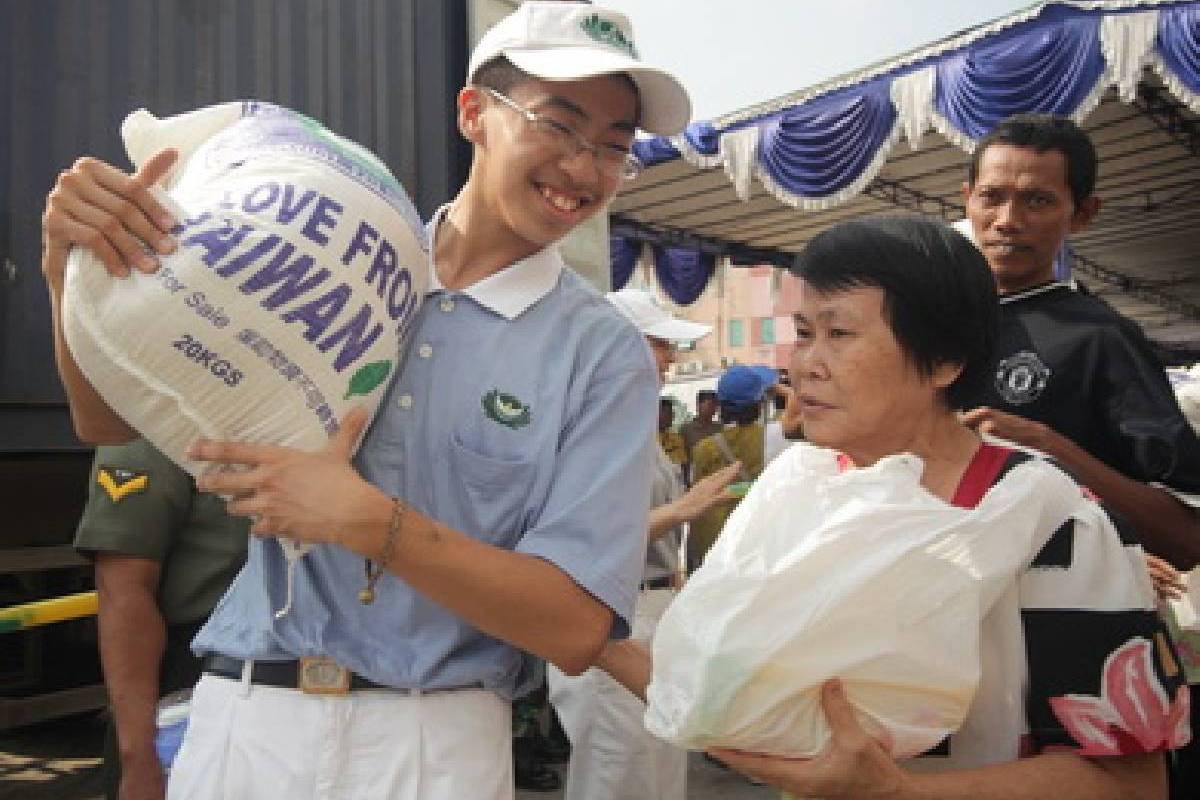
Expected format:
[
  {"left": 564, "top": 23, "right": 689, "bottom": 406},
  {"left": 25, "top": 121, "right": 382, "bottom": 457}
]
[{"left": 359, "top": 497, "right": 406, "bottom": 605}]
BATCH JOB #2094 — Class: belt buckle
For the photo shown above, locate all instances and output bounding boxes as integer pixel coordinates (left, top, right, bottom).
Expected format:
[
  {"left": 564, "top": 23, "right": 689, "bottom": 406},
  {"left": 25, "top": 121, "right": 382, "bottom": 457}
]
[{"left": 298, "top": 656, "right": 351, "bottom": 695}]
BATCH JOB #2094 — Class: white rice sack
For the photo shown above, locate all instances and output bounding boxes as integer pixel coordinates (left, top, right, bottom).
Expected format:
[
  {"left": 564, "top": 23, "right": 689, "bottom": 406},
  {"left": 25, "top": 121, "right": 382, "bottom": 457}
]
[{"left": 63, "top": 102, "right": 427, "bottom": 472}]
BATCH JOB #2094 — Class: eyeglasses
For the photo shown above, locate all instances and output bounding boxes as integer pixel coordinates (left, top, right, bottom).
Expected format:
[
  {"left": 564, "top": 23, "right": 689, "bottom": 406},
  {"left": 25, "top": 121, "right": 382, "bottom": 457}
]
[{"left": 481, "top": 87, "right": 643, "bottom": 181}]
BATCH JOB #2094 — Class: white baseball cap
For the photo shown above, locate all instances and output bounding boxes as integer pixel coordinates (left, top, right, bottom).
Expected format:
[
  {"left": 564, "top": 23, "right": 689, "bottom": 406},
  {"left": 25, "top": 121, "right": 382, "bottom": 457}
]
[
  {"left": 468, "top": 2, "right": 691, "bottom": 136},
  {"left": 606, "top": 288, "right": 711, "bottom": 343}
]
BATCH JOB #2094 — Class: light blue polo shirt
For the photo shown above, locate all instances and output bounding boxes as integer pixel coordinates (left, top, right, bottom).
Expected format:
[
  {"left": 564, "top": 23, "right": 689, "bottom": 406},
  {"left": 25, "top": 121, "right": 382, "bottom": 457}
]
[{"left": 192, "top": 211, "right": 658, "bottom": 699}]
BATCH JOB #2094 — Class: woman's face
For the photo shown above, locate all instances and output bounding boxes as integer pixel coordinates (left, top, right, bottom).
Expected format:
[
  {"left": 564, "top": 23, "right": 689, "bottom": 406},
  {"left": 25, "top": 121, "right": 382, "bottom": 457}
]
[{"left": 787, "top": 281, "right": 957, "bottom": 459}]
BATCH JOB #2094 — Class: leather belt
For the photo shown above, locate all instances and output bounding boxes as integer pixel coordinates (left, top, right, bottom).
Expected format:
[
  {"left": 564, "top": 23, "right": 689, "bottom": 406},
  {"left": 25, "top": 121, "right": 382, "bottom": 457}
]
[
  {"left": 203, "top": 654, "right": 386, "bottom": 691},
  {"left": 202, "top": 655, "right": 487, "bottom": 696},
  {"left": 640, "top": 575, "right": 673, "bottom": 590}
]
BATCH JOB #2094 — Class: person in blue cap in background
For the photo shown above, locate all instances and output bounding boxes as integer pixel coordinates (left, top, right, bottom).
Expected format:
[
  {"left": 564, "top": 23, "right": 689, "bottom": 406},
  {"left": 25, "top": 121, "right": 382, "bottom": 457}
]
[{"left": 686, "top": 364, "right": 779, "bottom": 569}]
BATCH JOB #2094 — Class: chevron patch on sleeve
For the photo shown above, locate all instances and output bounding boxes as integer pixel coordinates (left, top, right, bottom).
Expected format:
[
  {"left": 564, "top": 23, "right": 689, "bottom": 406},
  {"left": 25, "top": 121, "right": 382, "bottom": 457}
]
[{"left": 97, "top": 466, "right": 149, "bottom": 503}]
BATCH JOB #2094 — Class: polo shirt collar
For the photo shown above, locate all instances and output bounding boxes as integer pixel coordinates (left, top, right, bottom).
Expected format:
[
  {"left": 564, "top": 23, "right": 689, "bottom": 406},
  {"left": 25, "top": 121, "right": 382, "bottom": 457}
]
[
  {"left": 999, "top": 279, "right": 1077, "bottom": 305},
  {"left": 425, "top": 204, "right": 563, "bottom": 321}
]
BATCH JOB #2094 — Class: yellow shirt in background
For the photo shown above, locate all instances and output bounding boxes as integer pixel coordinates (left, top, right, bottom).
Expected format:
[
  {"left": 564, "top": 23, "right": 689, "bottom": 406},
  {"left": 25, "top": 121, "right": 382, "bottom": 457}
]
[
  {"left": 659, "top": 429, "right": 688, "bottom": 467},
  {"left": 687, "top": 423, "right": 764, "bottom": 567}
]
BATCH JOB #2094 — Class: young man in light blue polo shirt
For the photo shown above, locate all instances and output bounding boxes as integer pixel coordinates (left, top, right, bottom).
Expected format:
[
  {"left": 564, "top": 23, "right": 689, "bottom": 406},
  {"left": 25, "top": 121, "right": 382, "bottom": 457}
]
[{"left": 39, "top": 3, "right": 690, "bottom": 798}]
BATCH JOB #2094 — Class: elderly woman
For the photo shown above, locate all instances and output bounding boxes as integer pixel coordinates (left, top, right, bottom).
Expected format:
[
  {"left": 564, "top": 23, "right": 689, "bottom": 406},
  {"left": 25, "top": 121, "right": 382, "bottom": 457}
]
[{"left": 598, "top": 215, "right": 1185, "bottom": 800}]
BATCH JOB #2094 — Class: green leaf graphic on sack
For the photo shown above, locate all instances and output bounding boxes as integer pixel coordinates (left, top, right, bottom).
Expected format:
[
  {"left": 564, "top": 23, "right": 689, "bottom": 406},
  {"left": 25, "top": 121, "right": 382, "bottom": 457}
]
[{"left": 344, "top": 360, "right": 392, "bottom": 399}]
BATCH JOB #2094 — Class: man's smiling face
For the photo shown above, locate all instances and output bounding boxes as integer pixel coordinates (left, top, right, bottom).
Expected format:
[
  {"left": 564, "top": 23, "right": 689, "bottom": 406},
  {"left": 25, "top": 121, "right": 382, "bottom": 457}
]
[{"left": 475, "top": 74, "right": 638, "bottom": 252}]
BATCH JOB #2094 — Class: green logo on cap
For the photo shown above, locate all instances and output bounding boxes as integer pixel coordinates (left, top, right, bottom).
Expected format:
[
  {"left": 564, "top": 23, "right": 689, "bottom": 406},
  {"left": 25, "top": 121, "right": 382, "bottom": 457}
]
[{"left": 579, "top": 13, "right": 637, "bottom": 58}]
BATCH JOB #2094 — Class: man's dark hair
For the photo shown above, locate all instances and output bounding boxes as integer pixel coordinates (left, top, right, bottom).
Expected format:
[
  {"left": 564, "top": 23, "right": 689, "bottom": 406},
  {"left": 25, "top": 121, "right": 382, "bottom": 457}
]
[
  {"left": 471, "top": 55, "right": 641, "bottom": 121},
  {"left": 719, "top": 402, "right": 761, "bottom": 426},
  {"left": 696, "top": 390, "right": 717, "bottom": 405},
  {"left": 789, "top": 213, "right": 998, "bottom": 411},
  {"left": 471, "top": 56, "right": 530, "bottom": 94},
  {"left": 968, "top": 113, "right": 1098, "bottom": 207}
]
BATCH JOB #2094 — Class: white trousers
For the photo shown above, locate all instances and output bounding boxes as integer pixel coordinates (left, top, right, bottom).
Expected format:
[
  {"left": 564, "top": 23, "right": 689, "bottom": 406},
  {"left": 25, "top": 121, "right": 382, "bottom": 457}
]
[
  {"left": 548, "top": 588, "right": 686, "bottom": 800},
  {"left": 167, "top": 672, "right": 513, "bottom": 800}
]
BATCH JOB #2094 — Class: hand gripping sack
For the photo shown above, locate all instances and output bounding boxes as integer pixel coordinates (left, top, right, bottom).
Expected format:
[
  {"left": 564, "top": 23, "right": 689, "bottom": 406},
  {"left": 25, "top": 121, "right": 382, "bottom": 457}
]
[
  {"left": 62, "top": 103, "right": 428, "bottom": 611},
  {"left": 645, "top": 444, "right": 1080, "bottom": 758}
]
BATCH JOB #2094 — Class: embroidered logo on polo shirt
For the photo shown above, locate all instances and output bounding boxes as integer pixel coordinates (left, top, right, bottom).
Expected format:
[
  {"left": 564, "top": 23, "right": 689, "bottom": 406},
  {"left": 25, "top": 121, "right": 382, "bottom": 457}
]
[
  {"left": 97, "top": 467, "right": 149, "bottom": 503},
  {"left": 482, "top": 389, "right": 531, "bottom": 429},
  {"left": 994, "top": 350, "right": 1050, "bottom": 405},
  {"left": 580, "top": 13, "right": 637, "bottom": 58}
]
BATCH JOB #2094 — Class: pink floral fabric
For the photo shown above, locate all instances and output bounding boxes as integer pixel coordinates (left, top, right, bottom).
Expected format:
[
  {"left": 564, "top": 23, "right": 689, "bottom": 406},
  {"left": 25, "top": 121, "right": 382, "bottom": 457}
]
[{"left": 1049, "top": 637, "right": 1191, "bottom": 756}]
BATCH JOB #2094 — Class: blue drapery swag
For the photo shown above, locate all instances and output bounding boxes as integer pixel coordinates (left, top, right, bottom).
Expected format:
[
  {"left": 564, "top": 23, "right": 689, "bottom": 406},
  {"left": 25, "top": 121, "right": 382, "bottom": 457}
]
[
  {"left": 609, "top": 234, "right": 641, "bottom": 291},
  {"left": 607, "top": 236, "right": 715, "bottom": 305},
  {"left": 652, "top": 246, "right": 716, "bottom": 306},
  {"left": 934, "top": 14, "right": 1107, "bottom": 141},
  {"left": 629, "top": 0, "right": 1200, "bottom": 210},
  {"left": 1160, "top": 5, "right": 1200, "bottom": 97},
  {"left": 757, "top": 81, "right": 897, "bottom": 202}
]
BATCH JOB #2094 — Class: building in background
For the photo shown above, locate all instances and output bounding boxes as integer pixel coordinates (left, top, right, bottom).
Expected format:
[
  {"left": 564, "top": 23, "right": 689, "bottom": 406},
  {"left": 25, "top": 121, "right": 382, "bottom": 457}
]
[{"left": 623, "top": 249, "right": 797, "bottom": 379}]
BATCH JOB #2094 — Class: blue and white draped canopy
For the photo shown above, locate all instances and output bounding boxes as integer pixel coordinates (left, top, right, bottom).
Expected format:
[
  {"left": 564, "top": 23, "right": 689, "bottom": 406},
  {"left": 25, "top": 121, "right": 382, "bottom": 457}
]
[{"left": 630, "top": 0, "right": 1200, "bottom": 212}]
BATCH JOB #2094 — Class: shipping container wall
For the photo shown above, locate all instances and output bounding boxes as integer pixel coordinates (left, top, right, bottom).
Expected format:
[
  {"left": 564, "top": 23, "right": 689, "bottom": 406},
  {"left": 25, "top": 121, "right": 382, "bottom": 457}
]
[{"left": 0, "top": 0, "right": 470, "bottom": 450}]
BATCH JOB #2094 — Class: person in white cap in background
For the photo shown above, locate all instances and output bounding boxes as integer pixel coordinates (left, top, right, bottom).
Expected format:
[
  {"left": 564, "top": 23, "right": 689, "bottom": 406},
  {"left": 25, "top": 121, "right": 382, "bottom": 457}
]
[
  {"left": 548, "top": 287, "right": 740, "bottom": 800},
  {"left": 40, "top": 3, "right": 691, "bottom": 799}
]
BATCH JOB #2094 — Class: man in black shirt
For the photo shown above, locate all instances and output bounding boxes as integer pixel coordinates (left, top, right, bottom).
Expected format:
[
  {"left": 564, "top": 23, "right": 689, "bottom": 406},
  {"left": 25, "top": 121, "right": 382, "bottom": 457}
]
[{"left": 959, "top": 114, "right": 1200, "bottom": 569}]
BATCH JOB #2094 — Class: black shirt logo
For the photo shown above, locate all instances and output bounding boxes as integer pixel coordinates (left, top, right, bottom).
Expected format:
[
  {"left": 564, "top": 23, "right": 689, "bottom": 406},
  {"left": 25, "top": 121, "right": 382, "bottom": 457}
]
[{"left": 995, "top": 350, "right": 1051, "bottom": 405}]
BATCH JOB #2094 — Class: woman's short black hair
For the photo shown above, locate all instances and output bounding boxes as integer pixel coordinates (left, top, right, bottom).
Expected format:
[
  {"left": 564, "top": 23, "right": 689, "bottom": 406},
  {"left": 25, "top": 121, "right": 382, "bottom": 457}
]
[{"left": 789, "top": 213, "right": 998, "bottom": 411}]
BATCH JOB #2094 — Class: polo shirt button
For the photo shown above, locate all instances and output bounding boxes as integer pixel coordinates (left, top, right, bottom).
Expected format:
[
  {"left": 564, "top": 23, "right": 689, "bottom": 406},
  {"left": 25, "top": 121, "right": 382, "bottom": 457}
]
[
  {"left": 398, "top": 394, "right": 413, "bottom": 409},
  {"left": 418, "top": 343, "right": 433, "bottom": 359},
  {"left": 439, "top": 298, "right": 455, "bottom": 313}
]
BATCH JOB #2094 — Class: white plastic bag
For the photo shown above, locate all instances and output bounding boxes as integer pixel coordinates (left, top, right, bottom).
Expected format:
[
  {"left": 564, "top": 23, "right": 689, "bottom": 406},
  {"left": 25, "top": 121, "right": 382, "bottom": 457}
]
[
  {"left": 1168, "top": 569, "right": 1200, "bottom": 632},
  {"left": 644, "top": 444, "right": 1078, "bottom": 758}
]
